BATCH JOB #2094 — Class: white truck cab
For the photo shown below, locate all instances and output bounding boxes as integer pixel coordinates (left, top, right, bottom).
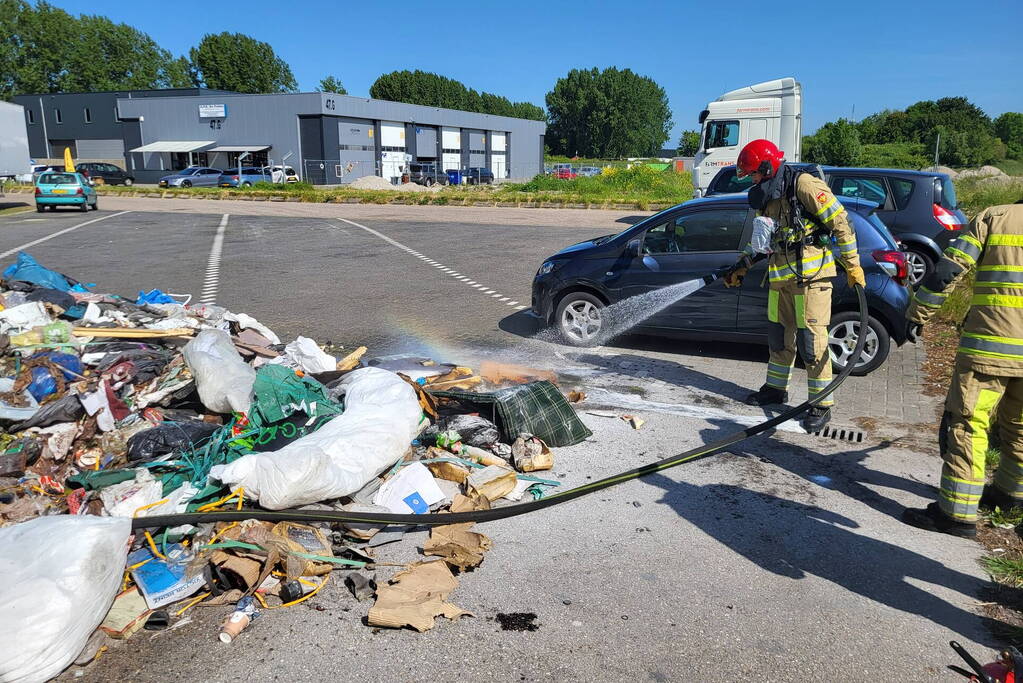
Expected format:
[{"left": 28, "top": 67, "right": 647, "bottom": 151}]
[{"left": 691, "top": 77, "right": 802, "bottom": 197}]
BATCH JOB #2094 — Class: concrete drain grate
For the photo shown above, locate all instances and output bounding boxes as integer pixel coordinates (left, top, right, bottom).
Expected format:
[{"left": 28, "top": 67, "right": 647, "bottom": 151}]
[{"left": 814, "top": 425, "right": 865, "bottom": 443}]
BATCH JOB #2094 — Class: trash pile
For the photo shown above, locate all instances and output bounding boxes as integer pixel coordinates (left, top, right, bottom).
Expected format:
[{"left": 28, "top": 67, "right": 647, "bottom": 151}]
[{"left": 0, "top": 252, "right": 593, "bottom": 681}]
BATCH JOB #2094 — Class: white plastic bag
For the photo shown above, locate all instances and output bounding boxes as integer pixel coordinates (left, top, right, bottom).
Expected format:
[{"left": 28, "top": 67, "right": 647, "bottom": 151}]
[
  {"left": 0, "top": 515, "right": 131, "bottom": 683},
  {"left": 182, "top": 329, "right": 255, "bottom": 414},
  {"left": 224, "top": 311, "right": 281, "bottom": 345},
  {"left": 211, "top": 367, "right": 421, "bottom": 509},
  {"left": 272, "top": 336, "right": 336, "bottom": 374}
]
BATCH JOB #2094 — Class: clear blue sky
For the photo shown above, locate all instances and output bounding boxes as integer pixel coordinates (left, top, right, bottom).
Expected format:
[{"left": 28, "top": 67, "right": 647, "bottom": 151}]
[{"left": 51, "top": 0, "right": 1022, "bottom": 140}]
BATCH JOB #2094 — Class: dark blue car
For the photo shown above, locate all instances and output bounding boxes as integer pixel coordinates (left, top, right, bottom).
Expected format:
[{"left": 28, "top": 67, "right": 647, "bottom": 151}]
[
  {"left": 531, "top": 195, "right": 911, "bottom": 375},
  {"left": 705, "top": 165, "right": 968, "bottom": 286}
]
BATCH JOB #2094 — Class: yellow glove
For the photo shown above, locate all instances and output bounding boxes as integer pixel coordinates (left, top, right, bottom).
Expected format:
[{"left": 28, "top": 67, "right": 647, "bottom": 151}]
[
  {"left": 846, "top": 264, "right": 866, "bottom": 289},
  {"left": 724, "top": 267, "right": 747, "bottom": 288}
]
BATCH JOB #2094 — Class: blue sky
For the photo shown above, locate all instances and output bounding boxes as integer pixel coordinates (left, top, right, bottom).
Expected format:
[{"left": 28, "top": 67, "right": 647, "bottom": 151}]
[{"left": 51, "top": 0, "right": 1022, "bottom": 140}]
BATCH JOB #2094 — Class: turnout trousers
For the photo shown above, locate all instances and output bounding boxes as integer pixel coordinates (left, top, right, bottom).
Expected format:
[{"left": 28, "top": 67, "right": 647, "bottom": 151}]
[
  {"left": 764, "top": 279, "right": 834, "bottom": 408},
  {"left": 938, "top": 359, "right": 1023, "bottom": 523}
]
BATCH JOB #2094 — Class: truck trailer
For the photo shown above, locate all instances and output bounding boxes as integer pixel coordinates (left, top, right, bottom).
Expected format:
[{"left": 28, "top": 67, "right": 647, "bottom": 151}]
[{"left": 0, "top": 101, "right": 31, "bottom": 186}]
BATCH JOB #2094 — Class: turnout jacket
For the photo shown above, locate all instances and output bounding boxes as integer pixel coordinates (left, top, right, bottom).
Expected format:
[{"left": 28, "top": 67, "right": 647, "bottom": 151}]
[
  {"left": 909, "top": 203, "right": 1023, "bottom": 376},
  {"left": 744, "top": 172, "right": 860, "bottom": 290}
]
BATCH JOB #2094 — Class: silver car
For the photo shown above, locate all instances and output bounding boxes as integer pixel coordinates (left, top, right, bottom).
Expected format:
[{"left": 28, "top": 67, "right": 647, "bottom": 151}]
[{"left": 158, "top": 166, "right": 223, "bottom": 188}]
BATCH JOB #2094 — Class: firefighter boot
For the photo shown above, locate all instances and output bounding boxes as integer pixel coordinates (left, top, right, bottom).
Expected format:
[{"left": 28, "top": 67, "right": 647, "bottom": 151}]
[
  {"left": 902, "top": 502, "right": 977, "bottom": 538},
  {"left": 801, "top": 406, "right": 831, "bottom": 433},
  {"left": 981, "top": 486, "right": 1021, "bottom": 512},
  {"left": 744, "top": 384, "right": 789, "bottom": 406}
]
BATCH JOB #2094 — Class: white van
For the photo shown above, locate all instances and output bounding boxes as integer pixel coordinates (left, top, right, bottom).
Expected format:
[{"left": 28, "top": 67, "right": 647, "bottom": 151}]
[{"left": 691, "top": 77, "right": 802, "bottom": 197}]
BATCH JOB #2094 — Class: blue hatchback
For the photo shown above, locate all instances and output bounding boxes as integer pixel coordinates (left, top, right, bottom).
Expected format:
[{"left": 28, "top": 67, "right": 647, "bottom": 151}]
[
  {"left": 35, "top": 172, "right": 98, "bottom": 212},
  {"left": 531, "top": 195, "right": 910, "bottom": 375}
]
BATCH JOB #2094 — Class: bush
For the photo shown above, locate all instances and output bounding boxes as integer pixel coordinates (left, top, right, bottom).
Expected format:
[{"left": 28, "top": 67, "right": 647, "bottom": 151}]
[
  {"left": 513, "top": 165, "right": 692, "bottom": 201},
  {"left": 857, "top": 143, "right": 929, "bottom": 169}
]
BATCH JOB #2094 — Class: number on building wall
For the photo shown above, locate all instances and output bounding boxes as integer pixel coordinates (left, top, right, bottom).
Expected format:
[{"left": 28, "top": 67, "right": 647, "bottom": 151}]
[
  {"left": 325, "top": 99, "right": 335, "bottom": 111},
  {"left": 209, "top": 119, "right": 222, "bottom": 130}
]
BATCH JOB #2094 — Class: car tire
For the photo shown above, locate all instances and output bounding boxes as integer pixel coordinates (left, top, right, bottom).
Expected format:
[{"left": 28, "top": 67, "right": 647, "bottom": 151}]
[
  {"left": 79, "top": 201, "right": 89, "bottom": 212},
  {"left": 828, "top": 311, "right": 891, "bottom": 376},
  {"left": 123, "top": 178, "right": 133, "bottom": 186},
  {"left": 242, "top": 182, "right": 251, "bottom": 187},
  {"left": 92, "top": 199, "right": 99, "bottom": 211},
  {"left": 424, "top": 177, "right": 434, "bottom": 187},
  {"left": 35, "top": 204, "right": 44, "bottom": 212},
  {"left": 555, "top": 291, "right": 606, "bottom": 347},
  {"left": 182, "top": 180, "right": 192, "bottom": 188},
  {"left": 904, "top": 247, "right": 933, "bottom": 288}
]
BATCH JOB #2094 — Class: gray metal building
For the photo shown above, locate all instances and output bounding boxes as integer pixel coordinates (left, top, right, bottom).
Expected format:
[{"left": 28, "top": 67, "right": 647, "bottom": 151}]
[{"left": 14, "top": 90, "right": 546, "bottom": 184}]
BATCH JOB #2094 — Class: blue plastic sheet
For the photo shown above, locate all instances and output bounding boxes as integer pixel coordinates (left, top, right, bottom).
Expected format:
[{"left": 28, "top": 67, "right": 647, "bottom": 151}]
[
  {"left": 2, "top": 252, "right": 74, "bottom": 291},
  {"left": 25, "top": 352, "right": 84, "bottom": 401},
  {"left": 136, "top": 289, "right": 177, "bottom": 305}
]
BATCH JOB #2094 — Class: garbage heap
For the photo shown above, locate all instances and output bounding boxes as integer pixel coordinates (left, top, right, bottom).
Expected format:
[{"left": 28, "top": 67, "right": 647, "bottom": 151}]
[{"left": 0, "top": 252, "right": 592, "bottom": 682}]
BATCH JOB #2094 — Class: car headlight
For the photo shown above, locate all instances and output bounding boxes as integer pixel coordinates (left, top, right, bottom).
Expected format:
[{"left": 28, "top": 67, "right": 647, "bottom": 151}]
[{"left": 537, "top": 261, "right": 561, "bottom": 277}]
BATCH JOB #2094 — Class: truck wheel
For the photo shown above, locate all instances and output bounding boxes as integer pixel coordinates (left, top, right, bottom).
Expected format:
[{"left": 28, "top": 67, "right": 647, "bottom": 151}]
[{"left": 829, "top": 311, "right": 890, "bottom": 376}]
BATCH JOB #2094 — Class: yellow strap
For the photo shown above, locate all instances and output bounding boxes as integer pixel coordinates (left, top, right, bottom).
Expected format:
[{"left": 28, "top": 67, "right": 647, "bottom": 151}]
[
  {"left": 972, "top": 294, "right": 1023, "bottom": 308},
  {"left": 988, "top": 234, "right": 1023, "bottom": 247}
]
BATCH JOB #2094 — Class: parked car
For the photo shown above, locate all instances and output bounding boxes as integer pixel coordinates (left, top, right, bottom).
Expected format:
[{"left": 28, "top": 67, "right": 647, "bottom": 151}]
[
  {"left": 75, "top": 162, "right": 134, "bottom": 186},
  {"left": 553, "top": 165, "right": 577, "bottom": 180},
  {"left": 531, "top": 194, "right": 910, "bottom": 375},
  {"left": 219, "top": 167, "right": 273, "bottom": 187},
  {"left": 268, "top": 165, "right": 300, "bottom": 183},
  {"left": 17, "top": 164, "right": 51, "bottom": 183},
  {"left": 34, "top": 171, "right": 98, "bottom": 212},
  {"left": 408, "top": 163, "right": 448, "bottom": 187},
  {"left": 158, "top": 166, "right": 223, "bottom": 188},
  {"left": 704, "top": 164, "right": 967, "bottom": 286},
  {"left": 576, "top": 166, "right": 602, "bottom": 177},
  {"left": 464, "top": 167, "right": 495, "bottom": 185}
]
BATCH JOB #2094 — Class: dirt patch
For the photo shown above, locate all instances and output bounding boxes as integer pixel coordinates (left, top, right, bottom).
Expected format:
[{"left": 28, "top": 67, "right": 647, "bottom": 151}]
[
  {"left": 977, "top": 522, "right": 1023, "bottom": 645},
  {"left": 920, "top": 322, "right": 959, "bottom": 397},
  {"left": 496, "top": 612, "right": 539, "bottom": 631}
]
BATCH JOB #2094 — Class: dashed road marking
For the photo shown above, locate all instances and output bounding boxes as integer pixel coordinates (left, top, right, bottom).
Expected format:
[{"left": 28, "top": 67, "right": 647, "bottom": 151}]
[
  {"left": 0, "top": 210, "right": 132, "bottom": 260},
  {"left": 199, "top": 214, "right": 229, "bottom": 305},
  {"left": 332, "top": 217, "right": 529, "bottom": 309}
]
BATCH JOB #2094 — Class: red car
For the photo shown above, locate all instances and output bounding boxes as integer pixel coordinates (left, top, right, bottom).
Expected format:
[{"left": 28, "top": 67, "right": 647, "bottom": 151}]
[{"left": 553, "top": 166, "right": 577, "bottom": 179}]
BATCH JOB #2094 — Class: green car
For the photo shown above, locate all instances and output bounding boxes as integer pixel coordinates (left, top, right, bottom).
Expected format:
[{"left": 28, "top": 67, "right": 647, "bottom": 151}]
[{"left": 35, "top": 172, "right": 98, "bottom": 212}]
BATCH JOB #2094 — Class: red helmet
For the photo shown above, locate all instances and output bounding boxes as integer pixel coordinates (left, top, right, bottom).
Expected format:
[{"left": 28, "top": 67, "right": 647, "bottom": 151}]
[{"left": 736, "top": 139, "right": 784, "bottom": 178}]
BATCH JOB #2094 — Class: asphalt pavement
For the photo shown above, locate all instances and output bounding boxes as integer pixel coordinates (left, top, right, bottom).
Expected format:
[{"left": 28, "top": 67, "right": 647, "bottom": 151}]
[{"left": 0, "top": 201, "right": 994, "bottom": 681}]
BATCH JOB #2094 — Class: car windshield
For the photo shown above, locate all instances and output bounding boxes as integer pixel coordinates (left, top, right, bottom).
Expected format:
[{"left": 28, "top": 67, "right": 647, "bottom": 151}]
[
  {"left": 285, "top": 167, "right": 296, "bottom": 175},
  {"left": 39, "top": 173, "right": 77, "bottom": 184},
  {"left": 712, "top": 168, "right": 753, "bottom": 194}
]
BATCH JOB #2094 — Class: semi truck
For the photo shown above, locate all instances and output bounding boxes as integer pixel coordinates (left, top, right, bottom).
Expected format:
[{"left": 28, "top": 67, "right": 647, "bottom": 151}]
[
  {"left": 691, "top": 77, "right": 802, "bottom": 197},
  {"left": 0, "top": 101, "right": 31, "bottom": 187}
]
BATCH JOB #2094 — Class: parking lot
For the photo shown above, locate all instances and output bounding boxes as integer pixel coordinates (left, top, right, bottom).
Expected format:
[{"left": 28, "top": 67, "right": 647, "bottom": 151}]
[{"left": 0, "top": 196, "right": 993, "bottom": 680}]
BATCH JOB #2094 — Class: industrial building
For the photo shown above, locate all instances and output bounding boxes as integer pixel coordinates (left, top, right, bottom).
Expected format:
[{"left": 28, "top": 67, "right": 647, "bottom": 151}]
[{"left": 13, "top": 90, "right": 547, "bottom": 184}]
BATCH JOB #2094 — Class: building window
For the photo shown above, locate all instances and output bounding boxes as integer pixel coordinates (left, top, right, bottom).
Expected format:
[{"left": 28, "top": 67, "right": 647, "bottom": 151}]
[
  {"left": 54, "top": 109, "right": 62, "bottom": 124},
  {"left": 84, "top": 107, "right": 92, "bottom": 123},
  {"left": 381, "top": 146, "right": 406, "bottom": 152},
  {"left": 26, "top": 109, "right": 34, "bottom": 124},
  {"left": 469, "top": 149, "right": 486, "bottom": 155},
  {"left": 339, "top": 144, "right": 374, "bottom": 151},
  {"left": 442, "top": 148, "right": 460, "bottom": 154}
]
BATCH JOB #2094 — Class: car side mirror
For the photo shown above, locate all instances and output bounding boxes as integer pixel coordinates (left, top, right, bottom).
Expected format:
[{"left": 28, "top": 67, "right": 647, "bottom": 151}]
[{"left": 626, "top": 239, "right": 641, "bottom": 258}]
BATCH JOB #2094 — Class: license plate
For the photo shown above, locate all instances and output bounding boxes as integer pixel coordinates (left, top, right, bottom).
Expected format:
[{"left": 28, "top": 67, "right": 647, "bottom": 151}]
[{"left": 51, "top": 189, "right": 66, "bottom": 194}]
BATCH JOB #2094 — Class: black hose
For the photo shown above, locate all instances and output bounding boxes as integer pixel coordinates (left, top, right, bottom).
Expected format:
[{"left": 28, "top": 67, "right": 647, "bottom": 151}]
[{"left": 133, "top": 284, "right": 869, "bottom": 531}]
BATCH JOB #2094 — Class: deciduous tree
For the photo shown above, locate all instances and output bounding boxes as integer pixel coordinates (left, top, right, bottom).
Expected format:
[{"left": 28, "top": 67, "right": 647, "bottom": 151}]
[{"left": 189, "top": 32, "right": 297, "bottom": 94}]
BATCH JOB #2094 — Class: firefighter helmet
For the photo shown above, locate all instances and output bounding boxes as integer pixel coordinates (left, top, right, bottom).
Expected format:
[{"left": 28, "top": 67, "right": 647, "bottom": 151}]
[{"left": 736, "top": 139, "right": 784, "bottom": 178}]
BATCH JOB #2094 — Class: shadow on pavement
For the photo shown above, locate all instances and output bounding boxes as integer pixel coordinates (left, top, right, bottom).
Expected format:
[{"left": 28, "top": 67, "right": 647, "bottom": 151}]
[{"left": 644, "top": 471, "right": 1001, "bottom": 646}]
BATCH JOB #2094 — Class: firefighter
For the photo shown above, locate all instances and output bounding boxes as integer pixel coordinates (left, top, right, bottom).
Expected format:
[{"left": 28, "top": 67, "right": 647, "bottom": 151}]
[
  {"left": 902, "top": 202, "right": 1023, "bottom": 538},
  {"left": 722, "top": 139, "right": 865, "bottom": 433}
]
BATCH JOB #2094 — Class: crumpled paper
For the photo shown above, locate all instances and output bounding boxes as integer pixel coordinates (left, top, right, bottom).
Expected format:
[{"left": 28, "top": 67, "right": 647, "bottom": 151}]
[{"left": 367, "top": 560, "right": 471, "bottom": 632}]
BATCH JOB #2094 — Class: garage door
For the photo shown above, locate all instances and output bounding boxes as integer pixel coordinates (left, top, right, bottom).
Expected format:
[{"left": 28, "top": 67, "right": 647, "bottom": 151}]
[
  {"left": 337, "top": 117, "right": 376, "bottom": 182},
  {"left": 415, "top": 126, "right": 438, "bottom": 160},
  {"left": 468, "top": 130, "right": 485, "bottom": 167}
]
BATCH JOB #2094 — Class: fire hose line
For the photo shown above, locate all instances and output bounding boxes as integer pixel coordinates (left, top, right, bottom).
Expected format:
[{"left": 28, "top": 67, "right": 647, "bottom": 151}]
[{"left": 132, "top": 282, "right": 868, "bottom": 532}]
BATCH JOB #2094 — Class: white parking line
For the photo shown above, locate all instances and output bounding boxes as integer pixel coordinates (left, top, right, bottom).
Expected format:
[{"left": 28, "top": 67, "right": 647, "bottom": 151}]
[
  {"left": 0, "top": 210, "right": 132, "bottom": 260},
  {"left": 199, "top": 214, "right": 229, "bottom": 305},
  {"left": 331, "top": 217, "right": 527, "bottom": 312}
]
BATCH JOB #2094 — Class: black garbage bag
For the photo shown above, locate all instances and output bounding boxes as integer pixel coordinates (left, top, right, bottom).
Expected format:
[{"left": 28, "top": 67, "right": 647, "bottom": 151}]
[
  {"left": 26, "top": 287, "right": 77, "bottom": 312},
  {"left": 442, "top": 414, "right": 501, "bottom": 448},
  {"left": 127, "top": 421, "right": 220, "bottom": 463},
  {"left": 10, "top": 393, "right": 84, "bottom": 432}
]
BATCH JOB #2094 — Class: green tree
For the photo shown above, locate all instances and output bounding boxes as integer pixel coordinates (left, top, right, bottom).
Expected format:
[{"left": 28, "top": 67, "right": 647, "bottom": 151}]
[
  {"left": 189, "top": 32, "right": 296, "bottom": 93},
  {"left": 162, "top": 56, "right": 194, "bottom": 88},
  {"left": 546, "top": 67, "right": 672, "bottom": 157},
  {"left": 804, "top": 118, "right": 862, "bottom": 166},
  {"left": 994, "top": 112, "right": 1023, "bottom": 159},
  {"left": 369, "top": 69, "right": 544, "bottom": 120},
  {"left": 677, "top": 130, "right": 700, "bottom": 156},
  {"left": 316, "top": 75, "right": 346, "bottom": 94},
  {"left": 510, "top": 101, "right": 545, "bottom": 121}
]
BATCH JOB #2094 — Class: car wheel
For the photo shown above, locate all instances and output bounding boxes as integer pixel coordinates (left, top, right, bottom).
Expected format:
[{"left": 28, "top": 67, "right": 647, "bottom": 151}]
[
  {"left": 555, "top": 292, "right": 605, "bottom": 346},
  {"left": 79, "top": 201, "right": 89, "bottom": 212},
  {"left": 35, "top": 204, "right": 44, "bottom": 212},
  {"left": 904, "top": 248, "right": 933, "bottom": 287},
  {"left": 424, "top": 177, "right": 434, "bottom": 187},
  {"left": 242, "top": 182, "right": 251, "bottom": 187},
  {"left": 92, "top": 199, "right": 99, "bottom": 211},
  {"left": 123, "top": 178, "right": 133, "bottom": 186},
  {"left": 828, "top": 311, "right": 891, "bottom": 376},
  {"left": 181, "top": 180, "right": 192, "bottom": 188}
]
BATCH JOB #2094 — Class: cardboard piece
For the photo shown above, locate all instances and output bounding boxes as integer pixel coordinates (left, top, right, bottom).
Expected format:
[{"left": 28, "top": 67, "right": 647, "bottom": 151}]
[
  {"left": 424, "top": 523, "right": 492, "bottom": 571},
  {"left": 479, "top": 361, "right": 557, "bottom": 386},
  {"left": 511, "top": 435, "right": 554, "bottom": 472},
  {"left": 336, "top": 346, "right": 367, "bottom": 372},
  {"left": 466, "top": 465, "right": 516, "bottom": 500},
  {"left": 367, "top": 560, "right": 471, "bottom": 632},
  {"left": 450, "top": 493, "right": 490, "bottom": 513},
  {"left": 99, "top": 587, "right": 152, "bottom": 639},
  {"left": 425, "top": 459, "right": 471, "bottom": 484},
  {"left": 210, "top": 550, "right": 263, "bottom": 590}
]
